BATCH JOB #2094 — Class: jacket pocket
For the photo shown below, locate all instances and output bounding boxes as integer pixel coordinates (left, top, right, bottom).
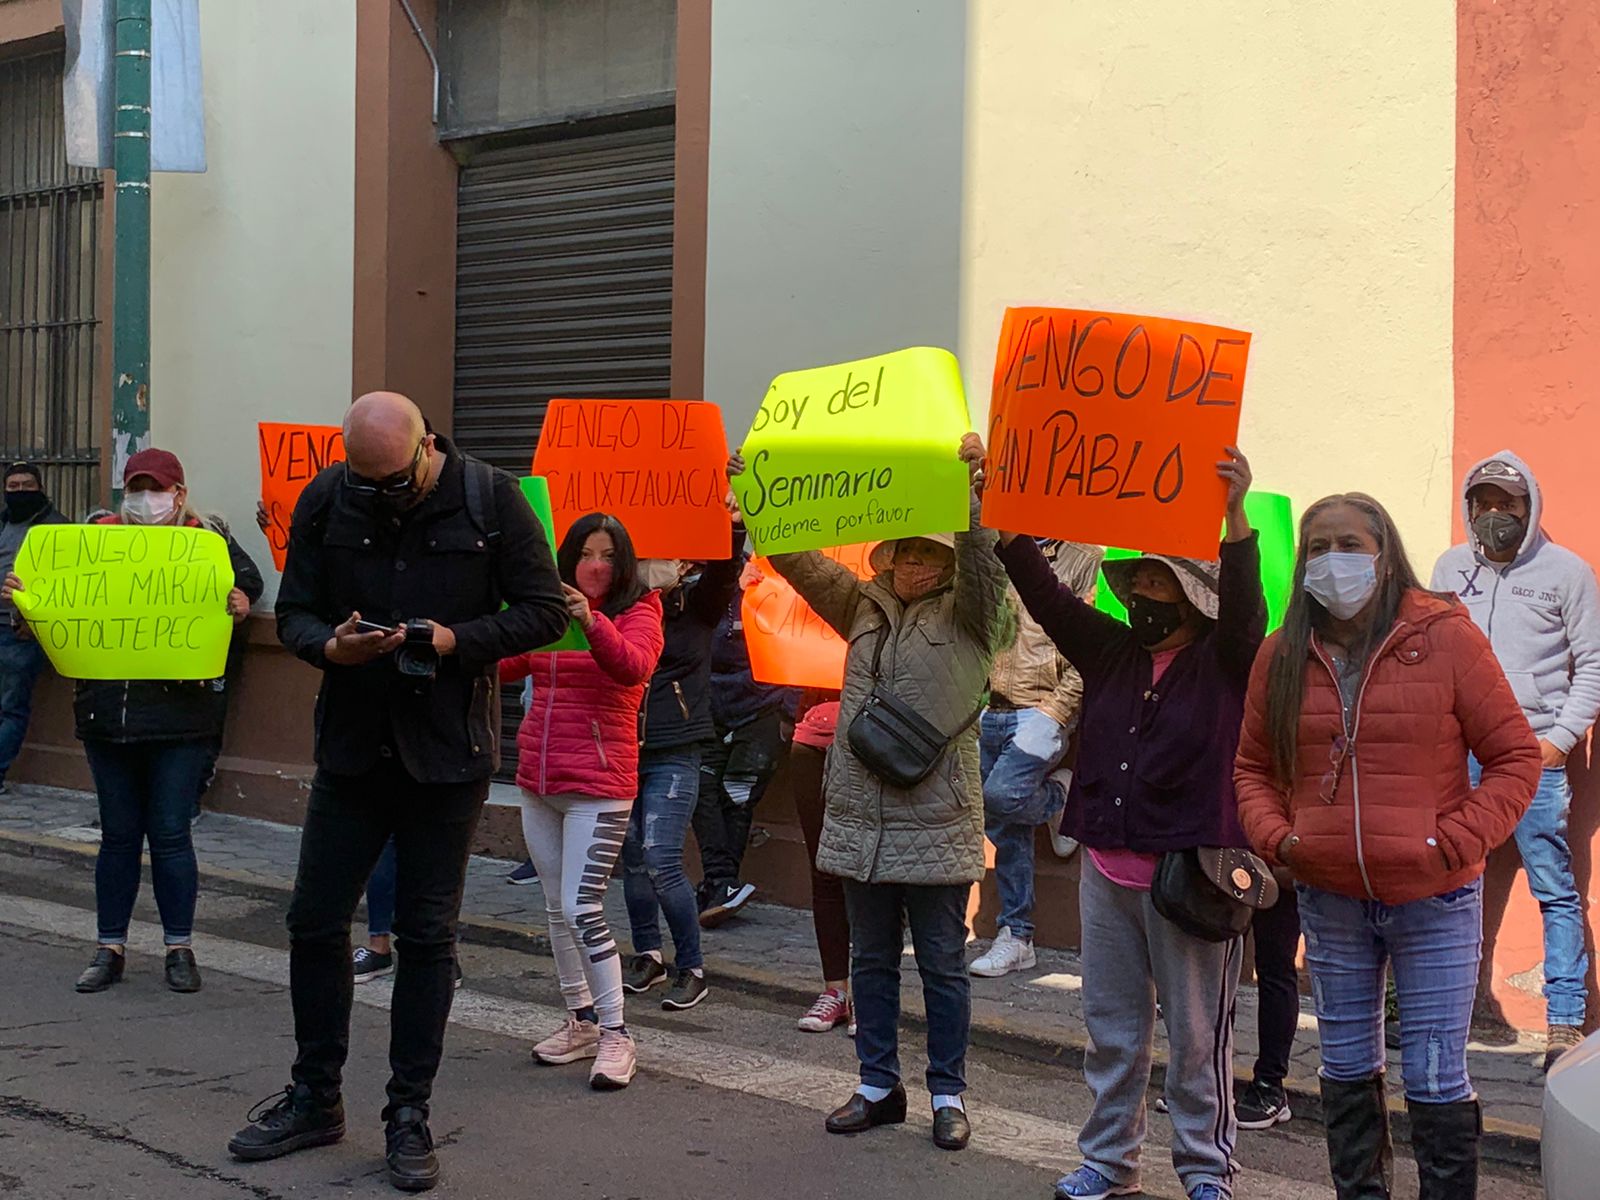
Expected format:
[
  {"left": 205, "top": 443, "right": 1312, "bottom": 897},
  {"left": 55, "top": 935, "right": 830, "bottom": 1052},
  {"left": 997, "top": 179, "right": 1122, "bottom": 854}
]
[
  {"left": 591, "top": 721, "right": 610, "bottom": 770},
  {"left": 1502, "top": 670, "right": 1549, "bottom": 716}
]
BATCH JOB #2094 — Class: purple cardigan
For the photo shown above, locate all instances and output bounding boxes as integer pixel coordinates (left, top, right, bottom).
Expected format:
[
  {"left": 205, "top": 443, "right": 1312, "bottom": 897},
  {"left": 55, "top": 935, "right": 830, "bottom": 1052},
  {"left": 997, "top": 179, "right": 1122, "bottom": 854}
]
[{"left": 995, "top": 533, "right": 1265, "bottom": 852}]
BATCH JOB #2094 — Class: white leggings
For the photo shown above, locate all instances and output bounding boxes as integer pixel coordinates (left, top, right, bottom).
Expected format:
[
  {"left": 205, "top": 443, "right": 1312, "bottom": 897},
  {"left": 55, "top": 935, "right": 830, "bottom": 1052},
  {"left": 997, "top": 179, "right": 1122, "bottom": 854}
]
[{"left": 519, "top": 791, "right": 633, "bottom": 1027}]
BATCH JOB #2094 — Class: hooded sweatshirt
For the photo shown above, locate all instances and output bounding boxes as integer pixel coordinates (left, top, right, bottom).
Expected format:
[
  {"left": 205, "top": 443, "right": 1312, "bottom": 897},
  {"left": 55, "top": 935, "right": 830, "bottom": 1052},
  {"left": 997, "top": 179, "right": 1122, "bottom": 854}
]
[{"left": 1430, "top": 450, "right": 1600, "bottom": 755}]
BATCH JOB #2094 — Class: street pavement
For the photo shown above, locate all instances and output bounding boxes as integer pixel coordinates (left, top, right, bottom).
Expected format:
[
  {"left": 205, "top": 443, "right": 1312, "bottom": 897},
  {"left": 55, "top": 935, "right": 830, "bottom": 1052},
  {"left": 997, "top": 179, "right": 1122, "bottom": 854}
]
[{"left": 0, "top": 833, "right": 1546, "bottom": 1199}]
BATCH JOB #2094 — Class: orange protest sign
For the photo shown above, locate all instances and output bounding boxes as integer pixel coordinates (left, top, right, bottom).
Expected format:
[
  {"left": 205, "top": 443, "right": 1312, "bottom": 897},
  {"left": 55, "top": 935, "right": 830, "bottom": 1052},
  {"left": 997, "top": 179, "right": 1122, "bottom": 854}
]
[
  {"left": 742, "top": 544, "right": 875, "bottom": 690},
  {"left": 258, "top": 422, "right": 346, "bottom": 570},
  {"left": 982, "top": 307, "right": 1251, "bottom": 560},
  {"left": 532, "top": 399, "right": 732, "bottom": 559}
]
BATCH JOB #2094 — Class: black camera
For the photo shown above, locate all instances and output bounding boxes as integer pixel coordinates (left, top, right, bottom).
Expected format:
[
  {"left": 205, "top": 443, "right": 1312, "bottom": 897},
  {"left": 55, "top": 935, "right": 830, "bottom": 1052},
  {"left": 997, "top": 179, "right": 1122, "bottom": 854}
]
[{"left": 393, "top": 619, "right": 439, "bottom": 680}]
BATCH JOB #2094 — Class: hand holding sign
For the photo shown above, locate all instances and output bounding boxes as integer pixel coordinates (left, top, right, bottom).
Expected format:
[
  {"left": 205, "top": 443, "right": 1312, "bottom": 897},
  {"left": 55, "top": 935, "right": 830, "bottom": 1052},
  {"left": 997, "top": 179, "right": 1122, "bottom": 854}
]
[
  {"left": 258, "top": 422, "right": 346, "bottom": 571},
  {"left": 983, "top": 308, "right": 1252, "bottom": 559}
]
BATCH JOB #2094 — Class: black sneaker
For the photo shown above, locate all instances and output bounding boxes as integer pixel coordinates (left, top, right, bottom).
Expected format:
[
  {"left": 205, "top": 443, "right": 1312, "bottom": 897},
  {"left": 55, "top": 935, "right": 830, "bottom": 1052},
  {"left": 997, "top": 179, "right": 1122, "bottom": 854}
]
[
  {"left": 1236, "top": 1079, "right": 1292, "bottom": 1130},
  {"left": 385, "top": 1106, "right": 440, "bottom": 1192},
  {"left": 506, "top": 859, "right": 538, "bottom": 885},
  {"left": 622, "top": 954, "right": 668, "bottom": 994},
  {"left": 228, "top": 1085, "right": 345, "bottom": 1162},
  {"left": 165, "top": 947, "right": 203, "bottom": 993},
  {"left": 661, "top": 968, "right": 709, "bottom": 1011},
  {"left": 699, "top": 881, "right": 757, "bottom": 929},
  {"left": 75, "top": 947, "right": 124, "bottom": 993},
  {"left": 353, "top": 946, "right": 395, "bottom": 984}
]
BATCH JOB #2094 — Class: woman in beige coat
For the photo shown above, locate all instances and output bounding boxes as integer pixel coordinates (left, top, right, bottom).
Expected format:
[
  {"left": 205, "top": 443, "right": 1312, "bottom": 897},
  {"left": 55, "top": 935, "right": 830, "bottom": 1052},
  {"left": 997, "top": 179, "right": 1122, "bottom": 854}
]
[{"left": 739, "top": 439, "right": 1008, "bottom": 1152}]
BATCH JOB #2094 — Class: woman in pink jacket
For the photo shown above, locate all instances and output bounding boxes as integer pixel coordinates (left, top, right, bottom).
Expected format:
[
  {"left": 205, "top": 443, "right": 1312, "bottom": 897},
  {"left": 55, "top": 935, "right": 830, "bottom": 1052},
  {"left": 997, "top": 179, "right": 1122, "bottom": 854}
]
[{"left": 500, "top": 512, "right": 664, "bottom": 1090}]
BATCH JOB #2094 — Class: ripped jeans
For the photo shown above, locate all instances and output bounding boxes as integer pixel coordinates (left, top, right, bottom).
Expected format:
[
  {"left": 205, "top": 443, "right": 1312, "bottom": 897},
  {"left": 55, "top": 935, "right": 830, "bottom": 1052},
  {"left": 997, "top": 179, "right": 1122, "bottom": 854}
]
[
  {"left": 622, "top": 747, "right": 704, "bottom": 971},
  {"left": 1297, "top": 879, "right": 1482, "bottom": 1103}
]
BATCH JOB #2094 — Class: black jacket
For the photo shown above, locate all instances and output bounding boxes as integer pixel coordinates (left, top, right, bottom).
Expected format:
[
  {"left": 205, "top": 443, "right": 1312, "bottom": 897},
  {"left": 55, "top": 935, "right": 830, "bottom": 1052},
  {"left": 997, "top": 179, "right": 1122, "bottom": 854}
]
[
  {"left": 276, "top": 439, "right": 567, "bottom": 784},
  {"left": 709, "top": 587, "right": 798, "bottom": 731},
  {"left": 642, "top": 527, "right": 746, "bottom": 751},
  {"left": 74, "top": 520, "right": 266, "bottom": 744}
]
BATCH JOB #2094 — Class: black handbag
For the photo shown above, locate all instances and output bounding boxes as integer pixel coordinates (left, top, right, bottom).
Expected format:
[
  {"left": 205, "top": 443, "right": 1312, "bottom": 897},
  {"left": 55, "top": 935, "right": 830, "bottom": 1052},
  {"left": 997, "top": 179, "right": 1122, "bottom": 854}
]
[
  {"left": 1151, "top": 847, "right": 1281, "bottom": 943},
  {"left": 846, "top": 624, "right": 982, "bottom": 789}
]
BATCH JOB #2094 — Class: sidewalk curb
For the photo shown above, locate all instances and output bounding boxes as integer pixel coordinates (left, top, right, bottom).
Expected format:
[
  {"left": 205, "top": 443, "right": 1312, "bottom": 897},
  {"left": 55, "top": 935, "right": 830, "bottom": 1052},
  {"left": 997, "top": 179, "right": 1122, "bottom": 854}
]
[{"left": 0, "top": 827, "right": 1543, "bottom": 1169}]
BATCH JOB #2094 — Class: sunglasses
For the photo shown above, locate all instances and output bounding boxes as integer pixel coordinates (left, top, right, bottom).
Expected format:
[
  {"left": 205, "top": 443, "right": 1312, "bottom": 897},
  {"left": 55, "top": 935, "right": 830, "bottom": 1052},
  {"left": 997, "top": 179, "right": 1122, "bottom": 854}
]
[
  {"left": 1319, "top": 734, "right": 1353, "bottom": 804},
  {"left": 344, "top": 440, "right": 424, "bottom": 498}
]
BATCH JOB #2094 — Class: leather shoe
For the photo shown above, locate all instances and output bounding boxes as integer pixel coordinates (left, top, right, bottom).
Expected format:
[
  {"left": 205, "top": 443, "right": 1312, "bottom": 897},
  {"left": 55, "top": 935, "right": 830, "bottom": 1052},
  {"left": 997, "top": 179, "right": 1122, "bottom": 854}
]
[
  {"left": 825, "top": 1085, "right": 907, "bottom": 1134},
  {"left": 75, "top": 947, "right": 124, "bottom": 993},
  {"left": 933, "top": 1105, "right": 971, "bottom": 1151},
  {"left": 165, "top": 947, "right": 203, "bottom": 993}
]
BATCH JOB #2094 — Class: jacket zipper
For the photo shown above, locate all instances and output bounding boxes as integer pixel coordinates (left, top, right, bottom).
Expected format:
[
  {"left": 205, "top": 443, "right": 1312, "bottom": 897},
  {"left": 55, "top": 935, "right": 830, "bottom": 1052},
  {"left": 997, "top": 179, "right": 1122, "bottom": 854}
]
[
  {"left": 1312, "top": 623, "right": 1407, "bottom": 901},
  {"left": 119, "top": 681, "right": 130, "bottom": 734},
  {"left": 591, "top": 721, "right": 610, "bottom": 769},
  {"left": 539, "top": 657, "right": 558, "bottom": 794},
  {"left": 673, "top": 681, "right": 690, "bottom": 721},
  {"left": 1486, "top": 570, "right": 1502, "bottom": 649}
]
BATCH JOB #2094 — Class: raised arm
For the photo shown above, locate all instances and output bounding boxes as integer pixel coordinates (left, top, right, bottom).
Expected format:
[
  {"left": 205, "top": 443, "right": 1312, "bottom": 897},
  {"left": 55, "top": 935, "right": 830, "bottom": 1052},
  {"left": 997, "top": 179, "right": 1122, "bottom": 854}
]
[
  {"left": 994, "top": 535, "right": 1129, "bottom": 681},
  {"left": 687, "top": 525, "right": 747, "bottom": 627},
  {"left": 1215, "top": 532, "right": 1267, "bottom": 683},
  {"left": 953, "top": 492, "right": 1007, "bottom": 649},
  {"left": 767, "top": 550, "right": 864, "bottom": 638}
]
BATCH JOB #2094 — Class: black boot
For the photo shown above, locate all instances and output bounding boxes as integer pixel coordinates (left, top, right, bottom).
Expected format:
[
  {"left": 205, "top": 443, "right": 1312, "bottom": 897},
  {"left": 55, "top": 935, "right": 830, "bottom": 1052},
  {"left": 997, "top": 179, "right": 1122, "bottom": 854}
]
[
  {"left": 1407, "top": 1097, "right": 1480, "bottom": 1200},
  {"left": 385, "top": 1106, "right": 441, "bottom": 1192},
  {"left": 227, "top": 1084, "right": 345, "bottom": 1161},
  {"left": 1319, "top": 1074, "right": 1393, "bottom": 1199}
]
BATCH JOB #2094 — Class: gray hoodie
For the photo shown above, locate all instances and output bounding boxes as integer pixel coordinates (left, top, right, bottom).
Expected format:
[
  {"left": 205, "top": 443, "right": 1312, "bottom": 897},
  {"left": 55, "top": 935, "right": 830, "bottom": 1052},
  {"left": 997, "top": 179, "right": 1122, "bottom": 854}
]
[{"left": 1430, "top": 450, "right": 1600, "bottom": 755}]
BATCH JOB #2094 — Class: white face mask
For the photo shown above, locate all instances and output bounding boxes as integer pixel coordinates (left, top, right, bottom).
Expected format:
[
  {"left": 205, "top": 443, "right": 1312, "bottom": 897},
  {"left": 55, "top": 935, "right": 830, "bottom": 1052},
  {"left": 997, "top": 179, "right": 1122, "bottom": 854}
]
[
  {"left": 121, "top": 490, "right": 179, "bottom": 526},
  {"left": 1304, "top": 552, "right": 1379, "bottom": 620},
  {"left": 639, "top": 559, "right": 683, "bottom": 591}
]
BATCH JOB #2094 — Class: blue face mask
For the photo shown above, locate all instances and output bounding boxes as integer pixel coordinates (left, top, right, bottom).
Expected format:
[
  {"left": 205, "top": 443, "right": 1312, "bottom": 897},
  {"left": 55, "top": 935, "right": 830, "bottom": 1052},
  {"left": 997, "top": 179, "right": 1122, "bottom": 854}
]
[{"left": 1304, "top": 552, "right": 1379, "bottom": 620}]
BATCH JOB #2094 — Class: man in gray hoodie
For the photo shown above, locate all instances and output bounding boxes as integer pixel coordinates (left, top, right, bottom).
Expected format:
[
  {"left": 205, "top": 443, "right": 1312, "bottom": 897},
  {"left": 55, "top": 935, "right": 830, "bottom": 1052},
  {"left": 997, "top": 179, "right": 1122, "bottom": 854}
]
[{"left": 1432, "top": 451, "right": 1600, "bottom": 1070}]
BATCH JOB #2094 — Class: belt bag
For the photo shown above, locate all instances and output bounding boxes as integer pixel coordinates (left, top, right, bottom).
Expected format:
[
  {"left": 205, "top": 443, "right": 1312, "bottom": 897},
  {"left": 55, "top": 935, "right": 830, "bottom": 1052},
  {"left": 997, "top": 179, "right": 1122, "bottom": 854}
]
[
  {"left": 847, "top": 623, "right": 980, "bottom": 789},
  {"left": 1151, "top": 846, "right": 1280, "bottom": 943}
]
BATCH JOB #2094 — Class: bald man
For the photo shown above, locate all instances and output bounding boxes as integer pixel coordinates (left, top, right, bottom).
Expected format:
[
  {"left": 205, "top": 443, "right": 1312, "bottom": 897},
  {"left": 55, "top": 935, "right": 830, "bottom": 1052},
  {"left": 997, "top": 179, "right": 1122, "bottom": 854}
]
[{"left": 229, "top": 393, "right": 566, "bottom": 1190}]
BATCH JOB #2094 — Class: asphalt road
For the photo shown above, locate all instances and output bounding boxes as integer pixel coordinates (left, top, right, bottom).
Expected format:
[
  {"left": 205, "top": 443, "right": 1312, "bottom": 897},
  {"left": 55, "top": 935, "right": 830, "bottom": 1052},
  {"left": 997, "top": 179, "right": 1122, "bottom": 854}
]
[{"left": 0, "top": 846, "right": 1545, "bottom": 1199}]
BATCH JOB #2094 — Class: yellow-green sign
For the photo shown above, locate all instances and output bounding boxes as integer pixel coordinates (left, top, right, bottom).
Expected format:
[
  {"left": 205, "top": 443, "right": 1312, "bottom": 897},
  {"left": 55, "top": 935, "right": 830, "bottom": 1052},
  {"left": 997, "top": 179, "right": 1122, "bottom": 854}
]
[
  {"left": 11, "top": 524, "right": 236, "bottom": 680},
  {"left": 732, "top": 347, "right": 973, "bottom": 555}
]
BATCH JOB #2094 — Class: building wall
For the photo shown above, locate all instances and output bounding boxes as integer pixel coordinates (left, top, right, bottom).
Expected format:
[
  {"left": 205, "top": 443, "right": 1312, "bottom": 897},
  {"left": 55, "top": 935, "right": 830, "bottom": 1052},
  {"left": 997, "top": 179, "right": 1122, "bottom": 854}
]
[
  {"left": 700, "top": 0, "right": 968, "bottom": 442},
  {"left": 959, "top": 0, "right": 1460, "bottom": 569},
  {"left": 150, "top": 0, "right": 357, "bottom": 602}
]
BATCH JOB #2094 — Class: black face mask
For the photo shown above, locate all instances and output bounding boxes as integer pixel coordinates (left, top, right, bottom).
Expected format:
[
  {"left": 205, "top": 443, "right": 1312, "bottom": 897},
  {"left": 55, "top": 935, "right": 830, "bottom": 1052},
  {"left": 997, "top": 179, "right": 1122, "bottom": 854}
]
[
  {"left": 2, "top": 490, "right": 48, "bottom": 523},
  {"left": 1472, "top": 510, "right": 1525, "bottom": 556},
  {"left": 1126, "top": 593, "right": 1186, "bottom": 648}
]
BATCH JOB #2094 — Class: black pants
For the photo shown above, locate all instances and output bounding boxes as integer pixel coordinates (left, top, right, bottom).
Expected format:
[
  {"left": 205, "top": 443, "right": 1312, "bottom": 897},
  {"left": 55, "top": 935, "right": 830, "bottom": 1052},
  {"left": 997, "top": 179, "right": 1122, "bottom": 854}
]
[
  {"left": 1251, "top": 884, "right": 1302, "bottom": 1087},
  {"left": 692, "top": 711, "right": 789, "bottom": 895},
  {"left": 287, "top": 757, "right": 486, "bottom": 1118}
]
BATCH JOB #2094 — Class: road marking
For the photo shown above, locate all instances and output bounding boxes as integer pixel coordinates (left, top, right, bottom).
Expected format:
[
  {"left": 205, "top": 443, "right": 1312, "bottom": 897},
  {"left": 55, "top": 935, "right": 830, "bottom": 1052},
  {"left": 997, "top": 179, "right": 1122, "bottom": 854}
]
[{"left": 0, "top": 894, "right": 1334, "bottom": 1199}]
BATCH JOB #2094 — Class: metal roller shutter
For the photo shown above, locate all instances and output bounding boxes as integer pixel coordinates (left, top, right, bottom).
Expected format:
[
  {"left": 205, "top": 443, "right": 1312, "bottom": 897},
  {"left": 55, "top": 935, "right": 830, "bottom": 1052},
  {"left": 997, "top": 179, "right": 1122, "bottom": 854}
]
[{"left": 450, "top": 117, "right": 676, "bottom": 780}]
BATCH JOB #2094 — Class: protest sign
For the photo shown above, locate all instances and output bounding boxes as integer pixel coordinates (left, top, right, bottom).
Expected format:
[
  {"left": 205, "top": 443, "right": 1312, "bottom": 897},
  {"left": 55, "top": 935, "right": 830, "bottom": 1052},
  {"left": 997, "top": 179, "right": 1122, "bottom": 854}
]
[
  {"left": 1091, "top": 491, "right": 1297, "bottom": 633},
  {"left": 10, "top": 524, "right": 236, "bottom": 680},
  {"left": 518, "top": 476, "right": 589, "bottom": 652},
  {"left": 983, "top": 307, "right": 1252, "bottom": 560},
  {"left": 532, "top": 399, "right": 732, "bottom": 559},
  {"left": 731, "top": 347, "right": 972, "bottom": 556},
  {"left": 258, "top": 422, "right": 346, "bottom": 570},
  {"left": 742, "top": 543, "right": 875, "bottom": 689}
]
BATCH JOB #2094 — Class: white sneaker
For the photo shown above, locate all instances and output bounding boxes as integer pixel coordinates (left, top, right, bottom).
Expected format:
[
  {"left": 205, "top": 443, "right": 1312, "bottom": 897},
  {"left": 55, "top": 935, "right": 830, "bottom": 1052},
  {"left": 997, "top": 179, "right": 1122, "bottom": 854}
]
[
  {"left": 970, "top": 927, "right": 1037, "bottom": 978},
  {"left": 1051, "top": 831, "right": 1080, "bottom": 859}
]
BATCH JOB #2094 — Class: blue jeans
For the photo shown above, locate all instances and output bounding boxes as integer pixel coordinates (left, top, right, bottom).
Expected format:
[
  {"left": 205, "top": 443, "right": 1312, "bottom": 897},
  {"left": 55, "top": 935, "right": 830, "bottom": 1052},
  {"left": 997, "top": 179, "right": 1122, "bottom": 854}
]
[
  {"left": 622, "top": 747, "right": 704, "bottom": 970},
  {"left": 844, "top": 879, "right": 972, "bottom": 1095},
  {"left": 1297, "top": 879, "right": 1483, "bottom": 1103},
  {"left": 979, "top": 707, "right": 1067, "bottom": 940},
  {"left": 367, "top": 837, "right": 398, "bottom": 938},
  {"left": 85, "top": 739, "right": 211, "bottom": 946},
  {"left": 0, "top": 625, "right": 47, "bottom": 782},
  {"left": 1469, "top": 758, "right": 1587, "bottom": 1024}
]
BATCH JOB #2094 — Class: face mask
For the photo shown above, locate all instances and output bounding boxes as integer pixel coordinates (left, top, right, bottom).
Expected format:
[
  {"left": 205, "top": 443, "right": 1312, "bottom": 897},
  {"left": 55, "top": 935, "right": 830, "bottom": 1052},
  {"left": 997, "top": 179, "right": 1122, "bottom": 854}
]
[
  {"left": 892, "top": 562, "right": 947, "bottom": 602},
  {"left": 639, "top": 559, "right": 683, "bottom": 591},
  {"left": 1472, "top": 510, "right": 1525, "bottom": 556},
  {"left": 2, "top": 490, "right": 48, "bottom": 523},
  {"left": 575, "top": 561, "right": 614, "bottom": 602},
  {"left": 1126, "top": 593, "right": 1186, "bottom": 647},
  {"left": 122, "top": 490, "right": 178, "bottom": 526},
  {"left": 1304, "top": 552, "right": 1379, "bottom": 620}
]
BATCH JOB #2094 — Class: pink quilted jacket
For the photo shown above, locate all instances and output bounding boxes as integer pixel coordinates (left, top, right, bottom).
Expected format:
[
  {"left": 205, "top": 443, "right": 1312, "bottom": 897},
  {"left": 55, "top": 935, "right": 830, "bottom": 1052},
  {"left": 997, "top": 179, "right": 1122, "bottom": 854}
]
[{"left": 499, "top": 591, "right": 665, "bottom": 800}]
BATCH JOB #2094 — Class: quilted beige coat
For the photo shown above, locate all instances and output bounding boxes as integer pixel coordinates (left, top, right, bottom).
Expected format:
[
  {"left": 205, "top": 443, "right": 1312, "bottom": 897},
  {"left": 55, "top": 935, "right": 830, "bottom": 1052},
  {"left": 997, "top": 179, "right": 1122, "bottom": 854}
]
[{"left": 769, "top": 496, "right": 1009, "bottom": 885}]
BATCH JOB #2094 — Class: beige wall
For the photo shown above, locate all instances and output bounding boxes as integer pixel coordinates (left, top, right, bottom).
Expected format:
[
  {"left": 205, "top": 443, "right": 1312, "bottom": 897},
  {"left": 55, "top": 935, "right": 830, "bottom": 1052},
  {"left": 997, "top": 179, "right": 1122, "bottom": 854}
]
[
  {"left": 959, "top": 1, "right": 1458, "bottom": 565},
  {"left": 701, "top": 0, "right": 969, "bottom": 444},
  {"left": 150, "top": 0, "right": 356, "bottom": 599}
]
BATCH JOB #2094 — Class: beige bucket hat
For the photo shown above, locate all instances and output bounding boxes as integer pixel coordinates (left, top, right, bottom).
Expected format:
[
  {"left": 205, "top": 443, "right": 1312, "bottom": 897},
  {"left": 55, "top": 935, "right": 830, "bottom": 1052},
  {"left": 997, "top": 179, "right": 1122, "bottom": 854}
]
[
  {"left": 868, "top": 531, "right": 957, "bottom": 575},
  {"left": 1101, "top": 554, "right": 1221, "bottom": 620}
]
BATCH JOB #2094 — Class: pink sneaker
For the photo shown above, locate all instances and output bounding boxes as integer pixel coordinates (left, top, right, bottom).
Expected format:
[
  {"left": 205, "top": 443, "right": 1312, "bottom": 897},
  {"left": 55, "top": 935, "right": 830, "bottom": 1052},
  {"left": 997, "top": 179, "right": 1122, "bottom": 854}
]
[
  {"left": 797, "top": 988, "right": 852, "bottom": 1033},
  {"left": 532, "top": 1014, "right": 601, "bottom": 1065},
  {"left": 589, "top": 1027, "right": 637, "bottom": 1090}
]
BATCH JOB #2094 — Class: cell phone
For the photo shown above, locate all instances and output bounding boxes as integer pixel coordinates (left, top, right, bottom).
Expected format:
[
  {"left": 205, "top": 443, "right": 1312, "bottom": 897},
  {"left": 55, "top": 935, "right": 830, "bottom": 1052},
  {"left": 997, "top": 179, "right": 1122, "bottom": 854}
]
[{"left": 353, "top": 619, "right": 396, "bottom": 636}]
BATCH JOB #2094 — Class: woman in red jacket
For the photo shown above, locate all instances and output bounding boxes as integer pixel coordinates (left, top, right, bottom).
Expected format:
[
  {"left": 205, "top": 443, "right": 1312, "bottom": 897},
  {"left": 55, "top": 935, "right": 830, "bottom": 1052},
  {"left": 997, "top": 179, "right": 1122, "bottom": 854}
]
[
  {"left": 500, "top": 512, "right": 664, "bottom": 1091},
  {"left": 1235, "top": 493, "right": 1539, "bottom": 1200}
]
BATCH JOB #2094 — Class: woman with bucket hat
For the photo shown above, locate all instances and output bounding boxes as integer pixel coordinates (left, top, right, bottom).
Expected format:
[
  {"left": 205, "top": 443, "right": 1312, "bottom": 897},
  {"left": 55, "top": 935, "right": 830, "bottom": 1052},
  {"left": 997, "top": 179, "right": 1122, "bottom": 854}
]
[
  {"left": 983, "top": 440, "right": 1265, "bottom": 1200},
  {"left": 735, "top": 438, "right": 1009, "bottom": 1153}
]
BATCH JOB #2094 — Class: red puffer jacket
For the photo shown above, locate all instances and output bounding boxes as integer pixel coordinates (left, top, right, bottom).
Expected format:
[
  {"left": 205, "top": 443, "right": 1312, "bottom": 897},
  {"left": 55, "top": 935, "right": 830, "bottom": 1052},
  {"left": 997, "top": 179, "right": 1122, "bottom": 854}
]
[
  {"left": 500, "top": 591, "right": 664, "bottom": 800},
  {"left": 1235, "top": 590, "right": 1539, "bottom": 905}
]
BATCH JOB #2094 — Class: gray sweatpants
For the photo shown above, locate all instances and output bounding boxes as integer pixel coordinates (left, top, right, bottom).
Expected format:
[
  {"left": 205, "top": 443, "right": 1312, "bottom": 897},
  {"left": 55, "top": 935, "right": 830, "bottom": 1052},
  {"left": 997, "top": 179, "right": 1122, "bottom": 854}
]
[{"left": 1078, "top": 857, "right": 1241, "bottom": 1197}]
